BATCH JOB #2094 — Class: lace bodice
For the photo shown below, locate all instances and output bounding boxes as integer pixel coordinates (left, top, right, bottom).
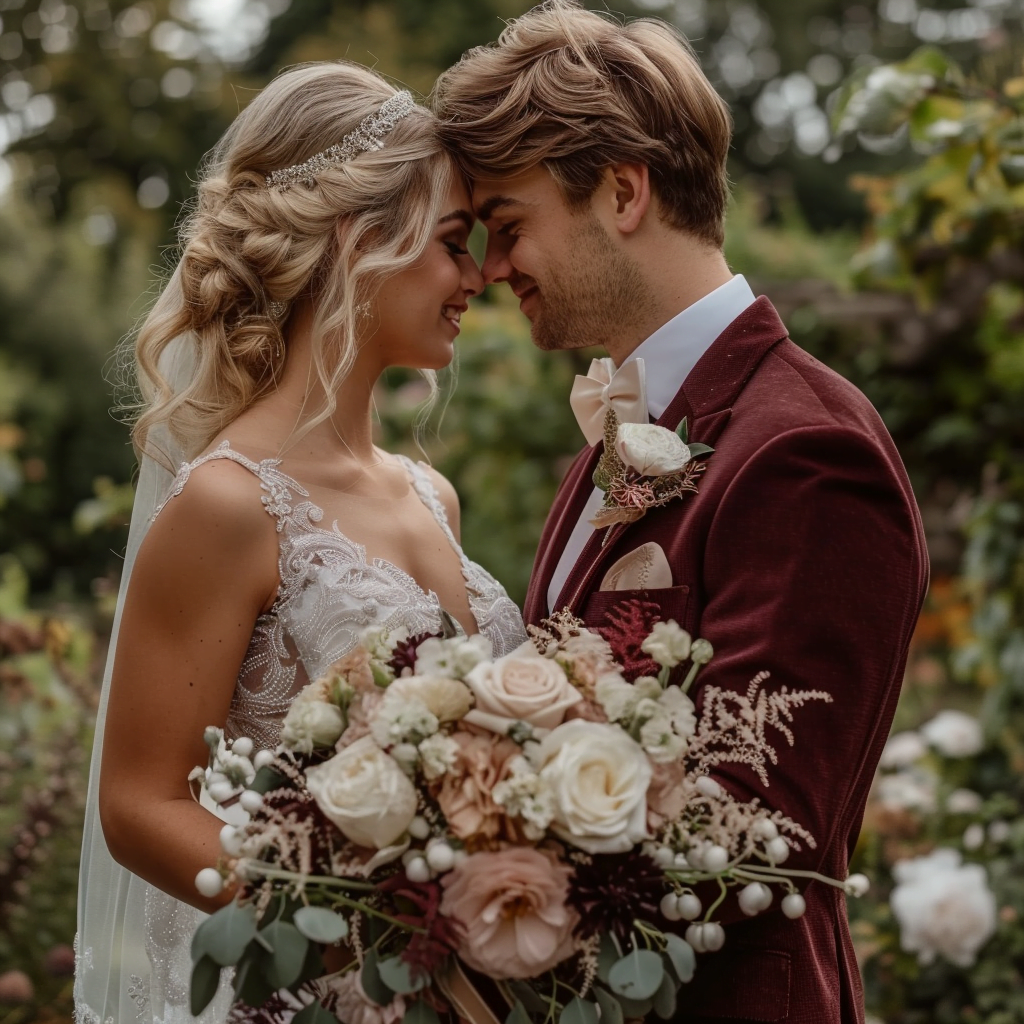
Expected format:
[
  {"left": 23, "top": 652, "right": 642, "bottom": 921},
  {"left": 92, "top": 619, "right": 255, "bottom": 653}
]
[{"left": 154, "top": 441, "right": 528, "bottom": 751}]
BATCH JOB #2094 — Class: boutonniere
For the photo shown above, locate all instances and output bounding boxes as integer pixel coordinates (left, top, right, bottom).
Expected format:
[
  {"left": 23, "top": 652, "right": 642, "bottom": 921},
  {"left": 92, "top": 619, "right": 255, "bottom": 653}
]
[{"left": 590, "top": 410, "right": 714, "bottom": 530}]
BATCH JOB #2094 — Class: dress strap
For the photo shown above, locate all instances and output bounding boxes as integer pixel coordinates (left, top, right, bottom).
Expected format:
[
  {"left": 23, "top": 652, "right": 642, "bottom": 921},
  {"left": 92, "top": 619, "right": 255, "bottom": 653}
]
[{"left": 150, "top": 440, "right": 309, "bottom": 532}]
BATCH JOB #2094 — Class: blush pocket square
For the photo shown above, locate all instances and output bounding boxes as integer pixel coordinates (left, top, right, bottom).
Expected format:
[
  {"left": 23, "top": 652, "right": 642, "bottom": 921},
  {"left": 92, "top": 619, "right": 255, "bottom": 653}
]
[{"left": 599, "top": 541, "right": 673, "bottom": 592}]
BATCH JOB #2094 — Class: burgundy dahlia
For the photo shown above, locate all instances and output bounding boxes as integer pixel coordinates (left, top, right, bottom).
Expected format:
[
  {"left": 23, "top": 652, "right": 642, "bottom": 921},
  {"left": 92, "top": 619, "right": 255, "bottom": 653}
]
[
  {"left": 389, "top": 632, "right": 437, "bottom": 676},
  {"left": 567, "top": 850, "right": 665, "bottom": 944}
]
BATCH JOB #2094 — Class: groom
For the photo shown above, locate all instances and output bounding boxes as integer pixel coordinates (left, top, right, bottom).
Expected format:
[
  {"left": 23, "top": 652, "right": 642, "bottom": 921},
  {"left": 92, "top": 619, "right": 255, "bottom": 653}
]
[{"left": 436, "top": 2, "right": 928, "bottom": 1022}]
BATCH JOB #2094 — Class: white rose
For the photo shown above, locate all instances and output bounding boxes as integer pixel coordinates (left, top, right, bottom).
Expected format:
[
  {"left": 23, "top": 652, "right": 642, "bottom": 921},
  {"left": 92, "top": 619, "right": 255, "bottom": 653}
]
[
  {"left": 384, "top": 675, "right": 473, "bottom": 723},
  {"left": 641, "top": 621, "right": 692, "bottom": 668},
  {"left": 279, "top": 699, "right": 346, "bottom": 753},
  {"left": 305, "top": 736, "right": 417, "bottom": 849},
  {"left": 535, "top": 720, "right": 651, "bottom": 854},
  {"left": 920, "top": 710, "right": 983, "bottom": 758},
  {"left": 891, "top": 847, "right": 997, "bottom": 967},
  {"left": 615, "top": 423, "right": 692, "bottom": 477},
  {"left": 880, "top": 731, "right": 927, "bottom": 769},
  {"left": 466, "top": 642, "right": 582, "bottom": 730}
]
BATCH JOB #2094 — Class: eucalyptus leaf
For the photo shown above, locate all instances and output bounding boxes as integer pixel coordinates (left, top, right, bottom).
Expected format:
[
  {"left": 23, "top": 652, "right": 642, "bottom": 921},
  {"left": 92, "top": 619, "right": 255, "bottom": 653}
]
[
  {"left": 559, "top": 996, "right": 599, "bottom": 1024},
  {"left": 193, "top": 900, "right": 258, "bottom": 967},
  {"left": 404, "top": 1001, "right": 442, "bottom": 1024},
  {"left": 608, "top": 948, "right": 664, "bottom": 1001},
  {"left": 296, "top": 940, "right": 326, "bottom": 986},
  {"left": 596, "top": 932, "right": 619, "bottom": 985},
  {"left": 293, "top": 906, "right": 349, "bottom": 944},
  {"left": 663, "top": 933, "right": 696, "bottom": 985},
  {"left": 593, "top": 987, "right": 623, "bottom": 1024},
  {"left": 261, "top": 920, "right": 308, "bottom": 990},
  {"left": 361, "top": 948, "right": 395, "bottom": 1007},
  {"left": 508, "top": 980, "right": 548, "bottom": 1014},
  {"left": 376, "top": 955, "right": 427, "bottom": 994},
  {"left": 506, "top": 1000, "right": 532, "bottom": 1024},
  {"left": 292, "top": 1000, "right": 338, "bottom": 1024},
  {"left": 190, "top": 955, "right": 222, "bottom": 1017},
  {"left": 653, "top": 973, "right": 677, "bottom": 1020},
  {"left": 675, "top": 418, "right": 689, "bottom": 443},
  {"left": 233, "top": 955, "right": 277, "bottom": 1008},
  {"left": 249, "top": 764, "right": 288, "bottom": 795},
  {"left": 687, "top": 443, "right": 714, "bottom": 459},
  {"left": 615, "top": 994, "right": 653, "bottom": 1018}
]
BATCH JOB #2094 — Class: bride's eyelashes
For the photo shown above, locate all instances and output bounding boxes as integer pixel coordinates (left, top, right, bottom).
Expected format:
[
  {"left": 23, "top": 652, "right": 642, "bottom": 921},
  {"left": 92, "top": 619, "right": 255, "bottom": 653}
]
[{"left": 444, "top": 240, "right": 470, "bottom": 256}]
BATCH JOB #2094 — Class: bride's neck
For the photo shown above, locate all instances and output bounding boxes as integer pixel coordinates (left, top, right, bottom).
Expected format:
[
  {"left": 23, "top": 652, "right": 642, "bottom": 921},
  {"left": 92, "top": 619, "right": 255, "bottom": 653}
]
[{"left": 268, "top": 299, "right": 380, "bottom": 464}]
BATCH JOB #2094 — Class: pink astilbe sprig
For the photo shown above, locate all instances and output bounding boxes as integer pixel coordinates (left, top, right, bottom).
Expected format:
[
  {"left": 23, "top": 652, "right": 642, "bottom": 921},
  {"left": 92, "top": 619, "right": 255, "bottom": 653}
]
[{"left": 377, "top": 873, "right": 463, "bottom": 979}]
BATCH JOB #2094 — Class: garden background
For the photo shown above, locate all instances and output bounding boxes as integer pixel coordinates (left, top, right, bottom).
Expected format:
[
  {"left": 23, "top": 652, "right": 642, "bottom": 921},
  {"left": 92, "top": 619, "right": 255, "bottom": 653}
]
[{"left": 2, "top": 0, "right": 1024, "bottom": 1020}]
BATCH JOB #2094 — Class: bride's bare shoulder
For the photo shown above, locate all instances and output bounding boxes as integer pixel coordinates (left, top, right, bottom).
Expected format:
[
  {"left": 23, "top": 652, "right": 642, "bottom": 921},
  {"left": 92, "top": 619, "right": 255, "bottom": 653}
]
[{"left": 415, "top": 462, "right": 462, "bottom": 538}]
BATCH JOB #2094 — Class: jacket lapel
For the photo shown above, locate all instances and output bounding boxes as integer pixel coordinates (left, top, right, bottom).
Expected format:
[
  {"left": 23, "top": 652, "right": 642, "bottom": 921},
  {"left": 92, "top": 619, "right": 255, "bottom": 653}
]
[{"left": 552, "top": 296, "right": 790, "bottom": 616}]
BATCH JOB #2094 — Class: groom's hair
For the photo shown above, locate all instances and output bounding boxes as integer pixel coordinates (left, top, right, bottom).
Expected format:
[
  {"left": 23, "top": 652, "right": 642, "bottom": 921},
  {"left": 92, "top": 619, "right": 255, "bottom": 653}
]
[{"left": 433, "top": 0, "right": 732, "bottom": 248}]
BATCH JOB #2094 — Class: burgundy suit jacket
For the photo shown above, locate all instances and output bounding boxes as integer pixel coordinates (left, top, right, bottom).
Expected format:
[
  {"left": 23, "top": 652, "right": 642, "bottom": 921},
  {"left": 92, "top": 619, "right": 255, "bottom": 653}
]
[{"left": 524, "top": 298, "right": 928, "bottom": 1024}]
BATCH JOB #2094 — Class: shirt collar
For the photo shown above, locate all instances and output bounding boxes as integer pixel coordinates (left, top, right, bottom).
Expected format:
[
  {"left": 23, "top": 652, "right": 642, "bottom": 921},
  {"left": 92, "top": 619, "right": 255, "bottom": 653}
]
[{"left": 623, "top": 275, "right": 757, "bottom": 420}]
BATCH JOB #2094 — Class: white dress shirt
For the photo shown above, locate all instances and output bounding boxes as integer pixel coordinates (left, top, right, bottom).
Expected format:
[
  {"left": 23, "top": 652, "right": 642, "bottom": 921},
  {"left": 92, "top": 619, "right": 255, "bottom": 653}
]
[{"left": 546, "top": 275, "right": 757, "bottom": 613}]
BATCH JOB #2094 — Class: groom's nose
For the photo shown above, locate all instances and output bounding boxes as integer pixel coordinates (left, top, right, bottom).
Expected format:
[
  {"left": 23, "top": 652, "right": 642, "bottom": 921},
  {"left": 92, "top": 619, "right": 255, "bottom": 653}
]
[{"left": 481, "top": 233, "right": 513, "bottom": 286}]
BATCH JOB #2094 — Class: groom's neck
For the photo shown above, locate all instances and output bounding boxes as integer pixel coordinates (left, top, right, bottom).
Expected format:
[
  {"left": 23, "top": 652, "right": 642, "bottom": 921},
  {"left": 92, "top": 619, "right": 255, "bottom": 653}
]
[{"left": 606, "top": 232, "right": 734, "bottom": 366}]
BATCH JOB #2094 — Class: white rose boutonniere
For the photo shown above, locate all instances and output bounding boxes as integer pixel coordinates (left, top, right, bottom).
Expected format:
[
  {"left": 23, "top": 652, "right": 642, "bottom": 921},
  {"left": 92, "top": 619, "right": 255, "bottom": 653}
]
[
  {"left": 615, "top": 423, "right": 692, "bottom": 476},
  {"left": 305, "top": 735, "right": 418, "bottom": 849}
]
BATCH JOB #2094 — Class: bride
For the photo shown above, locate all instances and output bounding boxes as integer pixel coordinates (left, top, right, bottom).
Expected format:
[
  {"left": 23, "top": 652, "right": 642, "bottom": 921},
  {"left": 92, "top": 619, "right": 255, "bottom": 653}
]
[{"left": 75, "top": 61, "right": 528, "bottom": 1024}]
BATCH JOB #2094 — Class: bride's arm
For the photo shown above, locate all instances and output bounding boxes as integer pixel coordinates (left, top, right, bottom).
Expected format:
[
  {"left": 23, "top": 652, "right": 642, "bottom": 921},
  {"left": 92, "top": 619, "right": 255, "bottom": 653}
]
[{"left": 99, "top": 461, "right": 281, "bottom": 913}]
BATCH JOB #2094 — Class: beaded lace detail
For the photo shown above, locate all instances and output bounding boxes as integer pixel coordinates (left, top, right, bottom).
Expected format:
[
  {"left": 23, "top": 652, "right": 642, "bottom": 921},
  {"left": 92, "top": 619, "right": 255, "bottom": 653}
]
[{"left": 154, "top": 440, "right": 527, "bottom": 750}]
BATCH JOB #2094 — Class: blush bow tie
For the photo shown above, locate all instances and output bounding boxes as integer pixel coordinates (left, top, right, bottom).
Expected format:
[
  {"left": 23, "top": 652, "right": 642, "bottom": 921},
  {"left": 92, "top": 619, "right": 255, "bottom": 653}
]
[{"left": 569, "top": 357, "right": 648, "bottom": 447}]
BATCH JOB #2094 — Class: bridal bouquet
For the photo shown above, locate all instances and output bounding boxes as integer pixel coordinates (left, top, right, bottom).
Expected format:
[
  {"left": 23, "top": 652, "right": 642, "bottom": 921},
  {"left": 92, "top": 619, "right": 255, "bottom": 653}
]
[{"left": 189, "top": 609, "right": 863, "bottom": 1024}]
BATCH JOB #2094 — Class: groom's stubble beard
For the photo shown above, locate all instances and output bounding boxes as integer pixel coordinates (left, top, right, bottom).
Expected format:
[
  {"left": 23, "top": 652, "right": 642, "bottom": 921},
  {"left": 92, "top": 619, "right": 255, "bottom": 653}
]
[{"left": 528, "top": 214, "right": 652, "bottom": 353}]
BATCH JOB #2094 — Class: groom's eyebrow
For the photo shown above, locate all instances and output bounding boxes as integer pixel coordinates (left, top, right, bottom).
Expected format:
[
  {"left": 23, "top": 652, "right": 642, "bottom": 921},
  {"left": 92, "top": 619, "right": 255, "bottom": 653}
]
[
  {"left": 474, "top": 195, "right": 524, "bottom": 223},
  {"left": 440, "top": 209, "right": 474, "bottom": 230}
]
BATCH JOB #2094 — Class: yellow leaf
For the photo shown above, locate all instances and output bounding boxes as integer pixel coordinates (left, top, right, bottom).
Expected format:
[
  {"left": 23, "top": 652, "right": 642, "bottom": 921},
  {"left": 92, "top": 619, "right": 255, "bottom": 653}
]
[{"left": 1003, "top": 77, "right": 1024, "bottom": 98}]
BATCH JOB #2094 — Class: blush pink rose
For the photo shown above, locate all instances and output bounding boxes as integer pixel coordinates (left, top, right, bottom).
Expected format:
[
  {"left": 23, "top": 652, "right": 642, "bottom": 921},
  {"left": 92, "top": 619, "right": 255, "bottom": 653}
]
[
  {"left": 320, "top": 970, "right": 405, "bottom": 1024},
  {"left": 440, "top": 848, "right": 579, "bottom": 979},
  {"left": 433, "top": 731, "right": 520, "bottom": 843}
]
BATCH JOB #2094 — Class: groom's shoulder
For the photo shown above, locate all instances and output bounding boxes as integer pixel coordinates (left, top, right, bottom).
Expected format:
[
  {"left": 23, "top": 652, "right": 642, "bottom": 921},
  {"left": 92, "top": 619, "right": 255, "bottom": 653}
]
[{"left": 744, "top": 335, "right": 890, "bottom": 442}]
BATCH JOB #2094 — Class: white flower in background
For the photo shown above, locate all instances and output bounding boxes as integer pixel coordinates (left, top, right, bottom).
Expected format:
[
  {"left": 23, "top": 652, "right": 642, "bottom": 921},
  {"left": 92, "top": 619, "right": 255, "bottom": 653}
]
[
  {"left": 305, "top": 736, "right": 418, "bottom": 849},
  {"left": 280, "top": 699, "right": 346, "bottom": 753},
  {"left": 615, "top": 422, "right": 692, "bottom": 476},
  {"left": 946, "top": 788, "right": 983, "bottom": 814},
  {"left": 414, "top": 634, "right": 493, "bottom": 678},
  {"left": 876, "top": 767, "right": 938, "bottom": 813},
  {"left": 384, "top": 675, "right": 473, "bottom": 724},
  {"left": 920, "top": 710, "right": 983, "bottom": 758},
  {"left": 890, "top": 847, "right": 997, "bottom": 968},
  {"left": 535, "top": 720, "right": 651, "bottom": 854},
  {"left": 962, "top": 823, "right": 985, "bottom": 851},
  {"left": 880, "top": 731, "right": 927, "bottom": 769},
  {"left": 370, "top": 696, "right": 438, "bottom": 748},
  {"left": 492, "top": 756, "right": 557, "bottom": 839},
  {"left": 466, "top": 642, "right": 582, "bottom": 730},
  {"left": 418, "top": 733, "right": 460, "bottom": 781},
  {"left": 641, "top": 621, "right": 692, "bottom": 668}
]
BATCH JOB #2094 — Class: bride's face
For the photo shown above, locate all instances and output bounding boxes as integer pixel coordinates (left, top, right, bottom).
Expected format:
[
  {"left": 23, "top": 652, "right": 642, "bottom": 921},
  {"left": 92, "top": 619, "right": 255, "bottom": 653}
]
[{"left": 369, "top": 177, "right": 483, "bottom": 371}]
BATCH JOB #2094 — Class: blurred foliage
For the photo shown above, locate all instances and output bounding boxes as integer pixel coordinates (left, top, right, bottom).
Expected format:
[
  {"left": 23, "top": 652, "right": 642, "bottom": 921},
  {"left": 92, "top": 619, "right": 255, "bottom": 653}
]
[{"left": 833, "top": 48, "right": 1024, "bottom": 1022}]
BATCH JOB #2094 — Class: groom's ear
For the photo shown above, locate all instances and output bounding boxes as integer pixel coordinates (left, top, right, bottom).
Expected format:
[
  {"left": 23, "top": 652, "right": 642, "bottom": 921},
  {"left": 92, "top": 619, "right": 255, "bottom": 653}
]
[{"left": 603, "top": 163, "right": 651, "bottom": 235}]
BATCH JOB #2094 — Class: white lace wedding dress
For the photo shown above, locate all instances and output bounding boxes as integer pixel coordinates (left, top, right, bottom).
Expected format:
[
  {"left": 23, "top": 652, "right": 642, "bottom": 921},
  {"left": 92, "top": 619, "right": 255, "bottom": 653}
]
[{"left": 74, "top": 441, "right": 528, "bottom": 1024}]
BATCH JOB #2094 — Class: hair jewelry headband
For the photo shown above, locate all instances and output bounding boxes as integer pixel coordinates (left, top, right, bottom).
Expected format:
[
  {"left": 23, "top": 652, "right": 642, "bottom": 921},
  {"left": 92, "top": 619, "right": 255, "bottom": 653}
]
[{"left": 265, "top": 90, "right": 417, "bottom": 191}]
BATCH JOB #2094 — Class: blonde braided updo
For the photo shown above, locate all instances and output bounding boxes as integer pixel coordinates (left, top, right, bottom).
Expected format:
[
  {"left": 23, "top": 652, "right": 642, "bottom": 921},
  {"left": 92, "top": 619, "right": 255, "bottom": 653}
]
[{"left": 127, "top": 62, "right": 453, "bottom": 468}]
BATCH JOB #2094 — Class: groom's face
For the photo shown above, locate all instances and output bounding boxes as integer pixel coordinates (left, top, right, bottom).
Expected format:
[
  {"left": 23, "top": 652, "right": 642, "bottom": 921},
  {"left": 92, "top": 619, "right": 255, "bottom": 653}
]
[{"left": 472, "top": 167, "right": 643, "bottom": 353}]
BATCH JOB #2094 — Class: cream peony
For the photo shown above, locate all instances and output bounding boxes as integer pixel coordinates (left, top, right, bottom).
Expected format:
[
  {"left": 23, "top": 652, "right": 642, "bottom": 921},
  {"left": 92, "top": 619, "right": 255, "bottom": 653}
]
[
  {"left": 305, "top": 736, "right": 417, "bottom": 849},
  {"left": 920, "top": 710, "right": 984, "bottom": 758},
  {"left": 534, "top": 720, "right": 651, "bottom": 854},
  {"left": 615, "top": 423, "right": 692, "bottom": 476},
  {"left": 890, "top": 847, "right": 997, "bottom": 967},
  {"left": 466, "top": 642, "right": 582, "bottom": 730},
  {"left": 383, "top": 675, "right": 473, "bottom": 723},
  {"left": 279, "top": 699, "right": 346, "bottom": 754}
]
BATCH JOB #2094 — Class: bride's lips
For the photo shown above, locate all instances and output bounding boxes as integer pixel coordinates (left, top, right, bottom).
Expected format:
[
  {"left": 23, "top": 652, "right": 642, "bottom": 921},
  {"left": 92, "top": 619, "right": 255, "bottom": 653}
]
[{"left": 441, "top": 305, "right": 464, "bottom": 334}]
